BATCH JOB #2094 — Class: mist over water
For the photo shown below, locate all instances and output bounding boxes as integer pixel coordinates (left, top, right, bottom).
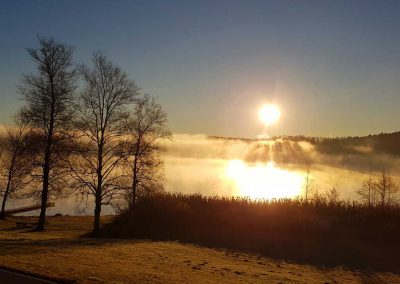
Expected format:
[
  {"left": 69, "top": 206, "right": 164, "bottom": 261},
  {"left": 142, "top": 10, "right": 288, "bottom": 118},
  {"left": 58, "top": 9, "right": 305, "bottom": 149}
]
[
  {"left": 163, "top": 134, "right": 390, "bottom": 201},
  {"left": 10, "top": 133, "right": 400, "bottom": 215}
]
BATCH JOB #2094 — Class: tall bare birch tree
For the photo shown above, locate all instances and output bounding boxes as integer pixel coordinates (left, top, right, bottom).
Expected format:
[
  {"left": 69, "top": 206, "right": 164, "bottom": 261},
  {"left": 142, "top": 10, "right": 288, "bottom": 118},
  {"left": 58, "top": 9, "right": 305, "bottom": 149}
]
[
  {"left": 70, "top": 52, "right": 139, "bottom": 234},
  {"left": 126, "top": 94, "right": 171, "bottom": 209},
  {"left": 18, "top": 37, "right": 76, "bottom": 230}
]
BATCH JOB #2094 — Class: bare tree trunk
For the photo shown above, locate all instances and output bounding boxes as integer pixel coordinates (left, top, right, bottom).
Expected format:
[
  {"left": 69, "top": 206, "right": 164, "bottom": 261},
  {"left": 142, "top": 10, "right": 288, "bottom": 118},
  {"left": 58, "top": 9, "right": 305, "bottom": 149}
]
[
  {"left": 305, "top": 163, "right": 310, "bottom": 201},
  {"left": 131, "top": 168, "right": 137, "bottom": 209},
  {"left": 0, "top": 153, "right": 16, "bottom": 219},
  {"left": 93, "top": 190, "right": 102, "bottom": 235},
  {"left": 381, "top": 173, "right": 386, "bottom": 207},
  {"left": 36, "top": 140, "right": 52, "bottom": 231},
  {"left": 0, "top": 181, "right": 11, "bottom": 219},
  {"left": 93, "top": 141, "right": 104, "bottom": 235},
  {"left": 36, "top": 98, "right": 55, "bottom": 231},
  {"left": 131, "top": 142, "right": 140, "bottom": 209}
]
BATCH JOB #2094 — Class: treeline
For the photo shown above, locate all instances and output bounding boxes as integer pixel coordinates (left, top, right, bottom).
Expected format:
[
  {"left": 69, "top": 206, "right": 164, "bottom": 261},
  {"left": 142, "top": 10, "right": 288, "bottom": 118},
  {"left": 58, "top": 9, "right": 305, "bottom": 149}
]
[
  {"left": 273, "top": 132, "right": 400, "bottom": 156},
  {"left": 211, "top": 132, "right": 400, "bottom": 157},
  {"left": 0, "top": 37, "right": 170, "bottom": 234}
]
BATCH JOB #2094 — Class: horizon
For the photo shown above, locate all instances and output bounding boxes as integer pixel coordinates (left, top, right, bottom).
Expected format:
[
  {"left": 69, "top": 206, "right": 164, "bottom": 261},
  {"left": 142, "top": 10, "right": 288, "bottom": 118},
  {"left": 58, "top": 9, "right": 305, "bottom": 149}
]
[{"left": 1, "top": 1, "right": 400, "bottom": 138}]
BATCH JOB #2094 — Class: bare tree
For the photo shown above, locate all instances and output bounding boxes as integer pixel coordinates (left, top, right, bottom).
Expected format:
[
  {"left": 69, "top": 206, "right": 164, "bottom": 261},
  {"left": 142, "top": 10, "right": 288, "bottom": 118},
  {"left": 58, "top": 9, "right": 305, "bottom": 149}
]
[
  {"left": 325, "top": 187, "right": 340, "bottom": 204},
  {"left": 18, "top": 37, "right": 76, "bottom": 230},
  {"left": 70, "top": 52, "right": 139, "bottom": 234},
  {"left": 375, "top": 171, "right": 398, "bottom": 207},
  {"left": 303, "top": 163, "right": 319, "bottom": 201},
  {"left": 125, "top": 94, "right": 171, "bottom": 209},
  {"left": 304, "top": 163, "right": 312, "bottom": 200},
  {"left": 357, "top": 176, "right": 377, "bottom": 206},
  {"left": 311, "top": 188, "right": 325, "bottom": 203},
  {"left": 0, "top": 117, "right": 33, "bottom": 218}
]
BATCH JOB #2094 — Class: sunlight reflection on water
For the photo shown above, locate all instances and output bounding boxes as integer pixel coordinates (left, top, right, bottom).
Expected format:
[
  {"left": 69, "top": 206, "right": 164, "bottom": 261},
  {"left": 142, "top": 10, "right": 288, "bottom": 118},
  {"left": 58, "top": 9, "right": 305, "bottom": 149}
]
[{"left": 225, "top": 159, "right": 305, "bottom": 199}]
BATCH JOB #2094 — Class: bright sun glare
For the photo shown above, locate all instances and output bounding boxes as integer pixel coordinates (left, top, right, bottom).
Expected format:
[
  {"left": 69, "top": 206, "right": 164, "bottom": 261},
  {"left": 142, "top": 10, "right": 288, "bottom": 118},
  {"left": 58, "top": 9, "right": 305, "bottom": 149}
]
[
  {"left": 225, "top": 160, "right": 304, "bottom": 199},
  {"left": 258, "top": 104, "right": 281, "bottom": 126}
]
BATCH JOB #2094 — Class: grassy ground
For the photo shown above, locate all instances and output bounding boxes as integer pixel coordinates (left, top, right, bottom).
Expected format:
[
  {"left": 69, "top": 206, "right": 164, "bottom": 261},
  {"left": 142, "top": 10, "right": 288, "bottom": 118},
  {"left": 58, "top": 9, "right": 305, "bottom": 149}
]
[{"left": 0, "top": 216, "right": 399, "bottom": 283}]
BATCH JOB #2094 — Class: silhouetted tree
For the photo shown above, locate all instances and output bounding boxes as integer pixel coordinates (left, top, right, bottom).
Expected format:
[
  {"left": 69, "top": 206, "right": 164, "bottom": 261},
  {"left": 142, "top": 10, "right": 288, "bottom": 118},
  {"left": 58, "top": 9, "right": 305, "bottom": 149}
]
[
  {"left": 18, "top": 37, "right": 76, "bottom": 230},
  {"left": 303, "top": 163, "right": 320, "bottom": 201},
  {"left": 0, "top": 116, "right": 33, "bottom": 218},
  {"left": 69, "top": 52, "right": 139, "bottom": 234},
  {"left": 304, "top": 163, "right": 312, "bottom": 200},
  {"left": 311, "top": 187, "right": 327, "bottom": 204},
  {"left": 125, "top": 94, "right": 171, "bottom": 209},
  {"left": 326, "top": 187, "right": 340, "bottom": 204},
  {"left": 375, "top": 172, "right": 398, "bottom": 207},
  {"left": 357, "top": 177, "right": 377, "bottom": 206}
]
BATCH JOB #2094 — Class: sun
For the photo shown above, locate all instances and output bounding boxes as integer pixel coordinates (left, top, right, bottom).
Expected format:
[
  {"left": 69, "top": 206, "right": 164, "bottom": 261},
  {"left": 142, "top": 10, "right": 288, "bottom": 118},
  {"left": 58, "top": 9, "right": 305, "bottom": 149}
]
[{"left": 258, "top": 104, "right": 281, "bottom": 126}]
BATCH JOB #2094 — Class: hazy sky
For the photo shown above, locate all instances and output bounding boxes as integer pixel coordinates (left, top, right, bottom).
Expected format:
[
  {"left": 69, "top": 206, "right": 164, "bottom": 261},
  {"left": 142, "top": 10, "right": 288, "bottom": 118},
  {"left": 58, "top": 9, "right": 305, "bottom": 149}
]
[{"left": 1, "top": 0, "right": 400, "bottom": 138}]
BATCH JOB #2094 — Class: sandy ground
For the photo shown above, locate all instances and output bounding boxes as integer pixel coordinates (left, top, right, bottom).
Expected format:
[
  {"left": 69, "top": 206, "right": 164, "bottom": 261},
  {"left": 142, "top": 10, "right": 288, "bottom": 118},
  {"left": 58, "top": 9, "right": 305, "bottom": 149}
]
[{"left": 0, "top": 216, "right": 399, "bottom": 284}]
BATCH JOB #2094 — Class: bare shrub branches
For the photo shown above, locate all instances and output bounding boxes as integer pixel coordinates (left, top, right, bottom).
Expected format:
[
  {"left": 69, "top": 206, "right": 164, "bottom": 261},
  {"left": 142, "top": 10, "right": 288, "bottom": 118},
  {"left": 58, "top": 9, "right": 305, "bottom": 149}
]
[{"left": 0, "top": 116, "right": 34, "bottom": 218}]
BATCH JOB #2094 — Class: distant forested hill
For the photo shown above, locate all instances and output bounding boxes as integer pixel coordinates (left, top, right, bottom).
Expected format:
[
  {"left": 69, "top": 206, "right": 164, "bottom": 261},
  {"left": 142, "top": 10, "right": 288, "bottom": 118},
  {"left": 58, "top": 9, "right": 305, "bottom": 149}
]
[
  {"left": 209, "top": 131, "right": 400, "bottom": 157},
  {"left": 273, "top": 132, "right": 400, "bottom": 157}
]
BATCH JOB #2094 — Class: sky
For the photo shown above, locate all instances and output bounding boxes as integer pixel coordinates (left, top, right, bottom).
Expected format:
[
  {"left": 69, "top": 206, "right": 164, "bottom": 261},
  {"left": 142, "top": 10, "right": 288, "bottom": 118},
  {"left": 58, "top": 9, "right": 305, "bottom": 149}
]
[{"left": 1, "top": 0, "right": 400, "bottom": 138}]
